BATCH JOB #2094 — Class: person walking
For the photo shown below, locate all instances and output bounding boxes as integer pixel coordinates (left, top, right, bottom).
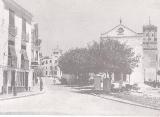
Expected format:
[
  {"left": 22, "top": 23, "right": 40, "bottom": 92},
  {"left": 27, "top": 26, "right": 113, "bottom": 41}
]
[{"left": 40, "top": 78, "right": 43, "bottom": 91}]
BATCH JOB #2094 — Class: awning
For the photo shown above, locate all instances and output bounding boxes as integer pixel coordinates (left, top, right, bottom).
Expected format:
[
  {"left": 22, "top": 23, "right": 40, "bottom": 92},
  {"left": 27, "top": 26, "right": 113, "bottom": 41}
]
[{"left": 21, "top": 49, "right": 28, "bottom": 60}]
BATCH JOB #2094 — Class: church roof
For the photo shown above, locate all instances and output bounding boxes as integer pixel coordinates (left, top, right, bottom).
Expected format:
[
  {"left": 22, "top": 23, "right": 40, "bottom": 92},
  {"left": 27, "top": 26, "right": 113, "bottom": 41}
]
[{"left": 101, "top": 20, "right": 142, "bottom": 38}]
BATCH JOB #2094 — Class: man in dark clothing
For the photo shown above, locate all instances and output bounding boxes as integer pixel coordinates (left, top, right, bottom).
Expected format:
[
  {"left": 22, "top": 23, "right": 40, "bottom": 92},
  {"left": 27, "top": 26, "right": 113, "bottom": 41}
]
[{"left": 40, "top": 78, "right": 43, "bottom": 91}]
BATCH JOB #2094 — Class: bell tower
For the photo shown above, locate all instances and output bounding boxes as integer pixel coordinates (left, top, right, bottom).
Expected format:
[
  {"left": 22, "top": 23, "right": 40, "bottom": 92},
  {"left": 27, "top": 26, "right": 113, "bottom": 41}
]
[{"left": 143, "top": 20, "right": 158, "bottom": 82}]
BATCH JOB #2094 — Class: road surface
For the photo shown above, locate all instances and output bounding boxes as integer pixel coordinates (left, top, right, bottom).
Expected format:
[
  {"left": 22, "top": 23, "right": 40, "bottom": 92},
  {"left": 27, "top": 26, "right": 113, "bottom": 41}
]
[{"left": 0, "top": 78, "right": 159, "bottom": 116}]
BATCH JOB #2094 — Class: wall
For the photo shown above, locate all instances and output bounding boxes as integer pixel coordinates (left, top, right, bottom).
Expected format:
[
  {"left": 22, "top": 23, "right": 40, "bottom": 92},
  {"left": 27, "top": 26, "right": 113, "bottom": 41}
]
[
  {"left": 0, "top": 0, "right": 9, "bottom": 92},
  {"left": 0, "top": 0, "right": 9, "bottom": 66},
  {"left": 15, "top": 10, "right": 22, "bottom": 69}
]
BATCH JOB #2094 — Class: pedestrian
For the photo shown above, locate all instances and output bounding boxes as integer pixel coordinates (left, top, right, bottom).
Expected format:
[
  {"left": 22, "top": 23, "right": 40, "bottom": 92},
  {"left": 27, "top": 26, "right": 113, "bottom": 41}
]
[{"left": 40, "top": 78, "right": 43, "bottom": 91}]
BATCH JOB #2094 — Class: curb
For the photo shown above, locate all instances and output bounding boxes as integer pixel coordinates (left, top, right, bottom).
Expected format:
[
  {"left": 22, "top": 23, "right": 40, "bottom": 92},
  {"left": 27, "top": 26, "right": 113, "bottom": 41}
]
[
  {"left": 0, "top": 91, "right": 46, "bottom": 101},
  {"left": 91, "top": 93, "right": 160, "bottom": 111}
]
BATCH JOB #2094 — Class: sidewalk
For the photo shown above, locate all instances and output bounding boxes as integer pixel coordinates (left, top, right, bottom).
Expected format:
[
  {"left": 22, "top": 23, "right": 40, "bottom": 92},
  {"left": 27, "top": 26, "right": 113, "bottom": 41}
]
[
  {"left": 0, "top": 85, "right": 45, "bottom": 101},
  {"left": 71, "top": 85, "right": 160, "bottom": 111},
  {"left": 92, "top": 93, "right": 160, "bottom": 111}
]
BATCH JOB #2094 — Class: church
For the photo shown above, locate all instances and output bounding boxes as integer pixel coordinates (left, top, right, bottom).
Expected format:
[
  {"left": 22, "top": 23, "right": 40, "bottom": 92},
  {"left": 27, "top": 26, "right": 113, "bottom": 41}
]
[{"left": 100, "top": 20, "right": 160, "bottom": 84}]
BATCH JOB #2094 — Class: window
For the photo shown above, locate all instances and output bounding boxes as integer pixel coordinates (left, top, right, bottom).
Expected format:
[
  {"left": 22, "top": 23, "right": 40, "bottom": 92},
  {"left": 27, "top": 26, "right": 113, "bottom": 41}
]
[
  {"left": 50, "top": 60, "right": 52, "bottom": 63},
  {"left": 123, "top": 74, "right": 127, "bottom": 81},
  {"left": 54, "top": 52, "right": 59, "bottom": 55},
  {"left": 42, "top": 62, "right": 44, "bottom": 65},
  {"left": 154, "top": 38, "right": 157, "bottom": 42},
  {"left": 22, "top": 18, "right": 26, "bottom": 33},
  {"left": 55, "top": 60, "right": 58, "bottom": 64},
  {"left": 9, "top": 9, "right": 15, "bottom": 26},
  {"left": 46, "top": 71, "right": 48, "bottom": 75},
  {"left": 21, "top": 45, "right": 26, "bottom": 50},
  {"left": 55, "top": 66, "right": 58, "bottom": 70},
  {"left": 20, "top": 72, "right": 25, "bottom": 87},
  {"left": 146, "top": 33, "right": 149, "bottom": 37},
  {"left": 46, "top": 60, "right": 48, "bottom": 64},
  {"left": 54, "top": 71, "right": 57, "bottom": 75},
  {"left": 36, "top": 51, "right": 38, "bottom": 61},
  {"left": 8, "top": 40, "right": 15, "bottom": 46}
]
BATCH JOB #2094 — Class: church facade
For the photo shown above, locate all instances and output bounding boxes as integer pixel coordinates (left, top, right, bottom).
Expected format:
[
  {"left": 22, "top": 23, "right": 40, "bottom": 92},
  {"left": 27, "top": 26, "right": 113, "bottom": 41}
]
[{"left": 101, "top": 20, "right": 160, "bottom": 84}]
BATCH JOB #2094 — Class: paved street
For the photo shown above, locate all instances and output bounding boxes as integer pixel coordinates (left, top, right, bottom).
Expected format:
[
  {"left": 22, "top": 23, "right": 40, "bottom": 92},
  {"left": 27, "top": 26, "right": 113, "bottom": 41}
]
[{"left": 0, "top": 78, "right": 159, "bottom": 116}]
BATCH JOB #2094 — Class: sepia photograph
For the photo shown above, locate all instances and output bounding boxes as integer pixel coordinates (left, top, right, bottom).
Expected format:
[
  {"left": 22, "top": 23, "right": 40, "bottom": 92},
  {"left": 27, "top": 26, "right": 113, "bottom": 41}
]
[{"left": 0, "top": 0, "right": 160, "bottom": 116}]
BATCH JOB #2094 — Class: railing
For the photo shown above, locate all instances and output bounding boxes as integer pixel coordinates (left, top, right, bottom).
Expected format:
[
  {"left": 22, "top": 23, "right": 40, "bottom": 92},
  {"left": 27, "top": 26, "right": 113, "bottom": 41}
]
[
  {"left": 31, "top": 61, "right": 39, "bottom": 66},
  {"left": 33, "top": 46, "right": 40, "bottom": 51},
  {"left": 143, "top": 44, "right": 157, "bottom": 50},
  {"left": 143, "top": 42, "right": 157, "bottom": 44},
  {"left": 8, "top": 25, "right": 17, "bottom": 37}
]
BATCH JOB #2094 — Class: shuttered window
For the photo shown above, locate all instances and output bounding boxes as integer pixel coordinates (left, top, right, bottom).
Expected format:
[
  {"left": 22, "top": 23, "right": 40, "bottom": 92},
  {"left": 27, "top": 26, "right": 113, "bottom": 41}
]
[
  {"left": 9, "top": 9, "right": 15, "bottom": 27},
  {"left": 22, "top": 18, "right": 26, "bottom": 33}
]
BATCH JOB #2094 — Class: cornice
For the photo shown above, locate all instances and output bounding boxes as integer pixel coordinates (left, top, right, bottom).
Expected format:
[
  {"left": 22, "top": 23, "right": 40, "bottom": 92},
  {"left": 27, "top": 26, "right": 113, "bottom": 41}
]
[{"left": 3, "top": 0, "right": 33, "bottom": 24}]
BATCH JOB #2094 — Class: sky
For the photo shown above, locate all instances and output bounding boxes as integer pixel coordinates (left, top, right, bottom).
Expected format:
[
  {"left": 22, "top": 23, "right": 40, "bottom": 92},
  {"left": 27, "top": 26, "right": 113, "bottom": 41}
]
[{"left": 14, "top": 0, "right": 160, "bottom": 56}]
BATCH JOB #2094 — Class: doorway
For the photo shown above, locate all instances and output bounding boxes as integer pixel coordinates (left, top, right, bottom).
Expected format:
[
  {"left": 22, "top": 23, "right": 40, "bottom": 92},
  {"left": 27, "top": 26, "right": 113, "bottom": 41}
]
[
  {"left": 11, "top": 70, "right": 15, "bottom": 92},
  {"left": 25, "top": 72, "right": 28, "bottom": 91},
  {"left": 3, "top": 71, "right": 8, "bottom": 94}
]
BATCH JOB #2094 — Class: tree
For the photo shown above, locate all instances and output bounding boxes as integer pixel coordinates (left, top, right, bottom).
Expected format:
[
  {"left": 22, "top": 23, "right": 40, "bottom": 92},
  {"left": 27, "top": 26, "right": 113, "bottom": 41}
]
[
  {"left": 59, "top": 48, "right": 91, "bottom": 85},
  {"left": 59, "top": 39, "right": 140, "bottom": 83},
  {"left": 88, "top": 39, "right": 140, "bottom": 79}
]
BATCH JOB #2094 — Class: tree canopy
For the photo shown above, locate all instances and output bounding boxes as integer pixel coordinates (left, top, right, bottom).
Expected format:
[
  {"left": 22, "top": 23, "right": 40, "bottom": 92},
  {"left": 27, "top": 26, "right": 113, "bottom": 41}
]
[
  {"left": 88, "top": 39, "right": 140, "bottom": 74},
  {"left": 59, "top": 39, "right": 140, "bottom": 79},
  {"left": 59, "top": 48, "right": 91, "bottom": 75}
]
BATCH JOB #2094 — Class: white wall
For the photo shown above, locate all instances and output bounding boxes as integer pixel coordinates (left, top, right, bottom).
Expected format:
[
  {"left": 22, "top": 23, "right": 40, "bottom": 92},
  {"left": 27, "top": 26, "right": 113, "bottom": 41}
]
[
  {"left": 26, "top": 22, "right": 32, "bottom": 67},
  {"left": 0, "top": 0, "right": 9, "bottom": 67},
  {"left": 0, "top": 0, "right": 9, "bottom": 92},
  {"left": 15, "top": 12, "right": 22, "bottom": 69}
]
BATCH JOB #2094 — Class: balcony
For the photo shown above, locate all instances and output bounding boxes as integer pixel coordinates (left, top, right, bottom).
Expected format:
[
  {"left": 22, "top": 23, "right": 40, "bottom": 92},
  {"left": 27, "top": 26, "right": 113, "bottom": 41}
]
[
  {"left": 8, "top": 25, "right": 17, "bottom": 39},
  {"left": 31, "top": 61, "right": 39, "bottom": 66},
  {"left": 143, "top": 42, "right": 157, "bottom": 50},
  {"left": 31, "top": 58, "right": 39, "bottom": 69},
  {"left": 22, "top": 32, "right": 29, "bottom": 42},
  {"left": 32, "top": 46, "right": 41, "bottom": 51},
  {"left": 21, "top": 60, "right": 29, "bottom": 70},
  {"left": 143, "top": 42, "right": 157, "bottom": 44}
]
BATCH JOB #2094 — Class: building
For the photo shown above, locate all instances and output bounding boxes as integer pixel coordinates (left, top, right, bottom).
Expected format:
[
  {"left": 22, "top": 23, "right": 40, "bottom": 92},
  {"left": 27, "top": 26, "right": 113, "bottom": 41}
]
[
  {"left": 41, "top": 47, "right": 62, "bottom": 79},
  {"left": 51, "top": 46, "right": 63, "bottom": 79},
  {"left": 41, "top": 56, "right": 53, "bottom": 77},
  {"left": 143, "top": 23, "right": 159, "bottom": 83},
  {"left": 0, "top": 0, "right": 41, "bottom": 94},
  {"left": 101, "top": 20, "right": 160, "bottom": 84},
  {"left": 31, "top": 24, "right": 42, "bottom": 86}
]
